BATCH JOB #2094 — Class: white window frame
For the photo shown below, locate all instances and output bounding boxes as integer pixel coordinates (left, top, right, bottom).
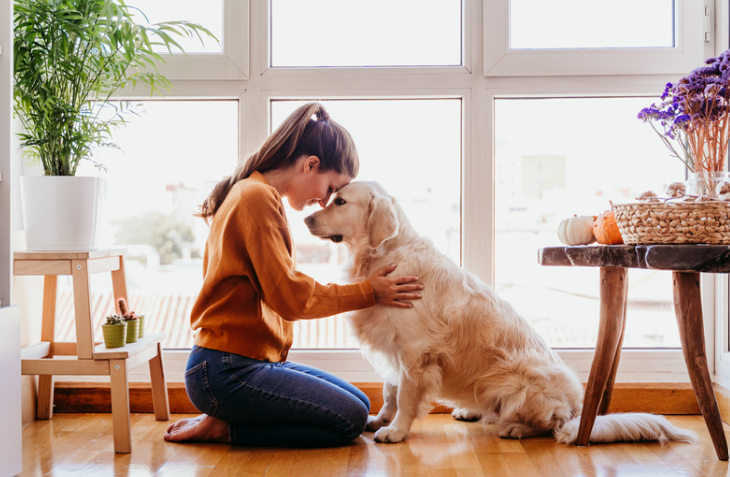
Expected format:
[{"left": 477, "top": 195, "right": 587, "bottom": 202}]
[
  {"left": 30, "top": 0, "right": 725, "bottom": 386},
  {"left": 713, "top": 275, "right": 730, "bottom": 388},
  {"left": 712, "top": 0, "right": 730, "bottom": 390},
  {"left": 151, "top": 0, "right": 249, "bottom": 81},
  {"left": 484, "top": 0, "right": 714, "bottom": 77}
]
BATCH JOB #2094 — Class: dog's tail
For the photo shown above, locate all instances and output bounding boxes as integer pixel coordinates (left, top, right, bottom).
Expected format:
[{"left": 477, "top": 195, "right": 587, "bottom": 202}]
[{"left": 554, "top": 413, "right": 698, "bottom": 445}]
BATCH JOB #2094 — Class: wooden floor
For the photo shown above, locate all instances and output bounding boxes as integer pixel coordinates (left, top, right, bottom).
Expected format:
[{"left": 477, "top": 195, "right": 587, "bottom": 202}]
[{"left": 19, "top": 413, "right": 730, "bottom": 476}]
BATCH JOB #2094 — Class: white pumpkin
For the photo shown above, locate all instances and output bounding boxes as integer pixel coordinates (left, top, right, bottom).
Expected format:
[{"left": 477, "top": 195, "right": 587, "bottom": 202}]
[{"left": 558, "top": 215, "right": 596, "bottom": 246}]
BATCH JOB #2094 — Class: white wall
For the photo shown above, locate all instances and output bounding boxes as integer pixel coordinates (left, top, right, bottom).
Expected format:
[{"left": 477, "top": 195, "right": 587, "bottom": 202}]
[
  {"left": 0, "top": 4, "right": 21, "bottom": 476},
  {"left": 0, "top": 306, "right": 22, "bottom": 477}
]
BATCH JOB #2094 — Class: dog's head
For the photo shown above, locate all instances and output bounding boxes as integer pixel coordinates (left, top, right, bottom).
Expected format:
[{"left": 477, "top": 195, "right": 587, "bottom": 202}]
[{"left": 304, "top": 181, "right": 399, "bottom": 249}]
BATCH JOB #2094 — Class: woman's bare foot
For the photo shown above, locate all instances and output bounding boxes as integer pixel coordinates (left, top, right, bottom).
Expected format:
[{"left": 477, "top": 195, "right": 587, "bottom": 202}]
[{"left": 164, "top": 414, "right": 231, "bottom": 443}]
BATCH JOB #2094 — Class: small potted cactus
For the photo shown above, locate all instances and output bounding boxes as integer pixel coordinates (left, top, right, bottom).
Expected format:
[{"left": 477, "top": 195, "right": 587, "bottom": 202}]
[
  {"left": 118, "top": 297, "right": 139, "bottom": 344},
  {"left": 101, "top": 314, "right": 127, "bottom": 349}
]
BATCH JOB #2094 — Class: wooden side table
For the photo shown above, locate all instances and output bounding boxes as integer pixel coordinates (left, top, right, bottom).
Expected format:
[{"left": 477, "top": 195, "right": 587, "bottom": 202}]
[
  {"left": 14, "top": 250, "right": 170, "bottom": 453},
  {"left": 539, "top": 244, "right": 729, "bottom": 460}
]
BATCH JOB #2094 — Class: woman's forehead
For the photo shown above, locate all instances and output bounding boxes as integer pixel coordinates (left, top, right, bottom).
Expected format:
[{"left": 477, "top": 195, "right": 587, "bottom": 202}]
[{"left": 329, "top": 171, "right": 353, "bottom": 190}]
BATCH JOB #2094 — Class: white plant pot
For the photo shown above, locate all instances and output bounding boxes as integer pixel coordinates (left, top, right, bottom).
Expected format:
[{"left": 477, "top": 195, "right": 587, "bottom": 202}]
[{"left": 20, "top": 176, "right": 104, "bottom": 251}]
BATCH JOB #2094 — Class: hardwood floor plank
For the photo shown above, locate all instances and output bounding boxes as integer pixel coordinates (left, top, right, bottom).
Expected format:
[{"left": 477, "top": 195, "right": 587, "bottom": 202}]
[
  {"left": 475, "top": 451, "right": 539, "bottom": 477},
  {"left": 213, "top": 448, "right": 277, "bottom": 477},
  {"left": 623, "top": 442, "right": 680, "bottom": 469},
  {"left": 666, "top": 415, "right": 730, "bottom": 476},
  {"left": 315, "top": 446, "right": 359, "bottom": 477},
  {"left": 264, "top": 448, "right": 321, "bottom": 476},
  {"left": 113, "top": 440, "right": 181, "bottom": 475},
  {"left": 43, "top": 449, "right": 116, "bottom": 476},
  {"left": 154, "top": 463, "right": 218, "bottom": 477},
  {"left": 521, "top": 437, "right": 592, "bottom": 477},
  {"left": 18, "top": 413, "right": 730, "bottom": 476},
  {"left": 409, "top": 415, "right": 484, "bottom": 476},
  {"left": 344, "top": 438, "right": 380, "bottom": 477}
]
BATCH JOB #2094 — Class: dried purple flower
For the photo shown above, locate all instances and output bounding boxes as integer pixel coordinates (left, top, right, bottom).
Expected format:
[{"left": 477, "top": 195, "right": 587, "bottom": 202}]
[
  {"left": 639, "top": 49, "right": 730, "bottom": 173},
  {"left": 661, "top": 82, "right": 673, "bottom": 100},
  {"left": 674, "top": 114, "right": 690, "bottom": 126}
]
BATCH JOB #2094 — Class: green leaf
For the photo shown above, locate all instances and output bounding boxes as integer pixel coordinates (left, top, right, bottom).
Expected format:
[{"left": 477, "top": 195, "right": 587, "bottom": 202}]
[{"left": 13, "top": 0, "right": 217, "bottom": 175}]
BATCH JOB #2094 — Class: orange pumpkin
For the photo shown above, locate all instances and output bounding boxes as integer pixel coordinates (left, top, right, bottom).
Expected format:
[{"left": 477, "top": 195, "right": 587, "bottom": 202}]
[{"left": 593, "top": 210, "right": 624, "bottom": 245}]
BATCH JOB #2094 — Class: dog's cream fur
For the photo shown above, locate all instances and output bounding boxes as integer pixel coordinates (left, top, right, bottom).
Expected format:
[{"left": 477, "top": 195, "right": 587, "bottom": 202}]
[{"left": 305, "top": 181, "right": 697, "bottom": 445}]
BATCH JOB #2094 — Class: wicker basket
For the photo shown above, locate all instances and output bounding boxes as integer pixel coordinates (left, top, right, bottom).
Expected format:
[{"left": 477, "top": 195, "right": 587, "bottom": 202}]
[{"left": 611, "top": 200, "right": 730, "bottom": 244}]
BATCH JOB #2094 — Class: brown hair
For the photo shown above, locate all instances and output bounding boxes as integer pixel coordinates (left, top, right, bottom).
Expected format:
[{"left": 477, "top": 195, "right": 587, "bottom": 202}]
[{"left": 197, "top": 102, "right": 359, "bottom": 222}]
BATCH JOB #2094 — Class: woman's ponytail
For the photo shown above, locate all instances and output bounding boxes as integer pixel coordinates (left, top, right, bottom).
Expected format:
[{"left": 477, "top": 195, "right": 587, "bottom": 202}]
[{"left": 196, "top": 102, "right": 358, "bottom": 223}]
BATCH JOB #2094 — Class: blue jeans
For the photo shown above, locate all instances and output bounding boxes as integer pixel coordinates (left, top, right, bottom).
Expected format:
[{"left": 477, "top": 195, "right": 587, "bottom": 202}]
[{"left": 184, "top": 345, "right": 371, "bottom": 447}]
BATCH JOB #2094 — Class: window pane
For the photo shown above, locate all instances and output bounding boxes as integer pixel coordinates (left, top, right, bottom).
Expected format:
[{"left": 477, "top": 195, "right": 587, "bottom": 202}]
[
  {"left": 510, "top": 0, "right": 675, "bottom": 50},
  {"left": 495, "top": 97, "right": 684, "bottom": 348},
  {"left": 63, "top": 101, "right": 239, "bottom": 348},
  {"left": 270, "top": 0, "right": 461, "bottom": 67},
  {"left": 271, "top": 99, "right": 462, "bottom": 348},
  {"left": 130, "top": 0, "right": 223, "bottom": 53}
]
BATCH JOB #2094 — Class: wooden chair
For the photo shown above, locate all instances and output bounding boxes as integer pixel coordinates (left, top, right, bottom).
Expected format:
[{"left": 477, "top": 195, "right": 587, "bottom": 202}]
[{"left": 14, "top": 250, "right": 170, "bottom": 453}]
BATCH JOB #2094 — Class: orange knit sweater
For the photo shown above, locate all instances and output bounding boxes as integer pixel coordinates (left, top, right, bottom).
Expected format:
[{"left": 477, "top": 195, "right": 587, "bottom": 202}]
[{"left": 191, "top": 171, "right": 375, "bottom": 362}]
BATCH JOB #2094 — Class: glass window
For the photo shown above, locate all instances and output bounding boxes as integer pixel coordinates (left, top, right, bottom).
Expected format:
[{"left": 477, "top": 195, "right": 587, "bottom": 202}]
[
  {"left": 270, "top": 0, "right": 462, "bottom": 67},
  {"left": 271, "top": 99, "right": 462, "bottom": 348},
  {"left": 509, "top": 0, "right": 675, "bottom": 50},
  {"left": 59, "top": 101, "right": 239, "bottom": 348},
  {"left": 130, "top": 0, "right": 224, "bottom": 53},
  {"left": 495, "top": 97, "right": 684, "bottom": 348}
]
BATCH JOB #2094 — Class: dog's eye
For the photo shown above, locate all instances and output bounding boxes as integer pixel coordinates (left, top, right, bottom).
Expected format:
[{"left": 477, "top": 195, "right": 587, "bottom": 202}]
[{"left": 334, "top": 197, "right": 346, "bottom": 206}]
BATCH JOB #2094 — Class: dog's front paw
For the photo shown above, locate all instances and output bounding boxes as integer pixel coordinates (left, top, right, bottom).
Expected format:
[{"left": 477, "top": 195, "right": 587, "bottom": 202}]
[
  {"left": 499, "top": 423, "right": 527, "bottom": 439},
  {"left": 451, "top": 408, "right": 482, "bottom": 422},
  {"left": 498, "top": 423, "right": 548, "bottom": 439},
  {"left": 374, "top": 426, "right": 409, "bottom": 443},
  {"left": 366, "top": 415, "right": 389, "bottom": 432}
]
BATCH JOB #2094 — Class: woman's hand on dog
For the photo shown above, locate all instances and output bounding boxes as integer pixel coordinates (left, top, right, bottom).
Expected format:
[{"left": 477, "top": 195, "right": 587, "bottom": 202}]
[{"left": 367, "top": 264, "right": 423, "bottom": 308}]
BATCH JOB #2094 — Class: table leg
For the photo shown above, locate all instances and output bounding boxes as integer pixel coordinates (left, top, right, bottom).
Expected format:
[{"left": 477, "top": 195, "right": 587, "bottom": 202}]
[
  {"left": 110, "top": 359, "right": 132, "bottom": 453},
  {"left": 37, "top": 276, "right": 58, "bottom": 420},
  {"left": 111, "top": 255, "right": 129, "bottom": 311},
  {"left": 41, "top": 276, "right": 57, "bottom": 345},
  {"left": 71, "top": 259, "right": 94, "bottom": 360},
  {"left": 576, "top": 267, "right": 628, "bottom": 446},
  {"left": 597, "top": 290, "right": 628, "bottom": 416},
  {"left": 673, "top": 271, "right": 728, "bottom": 461},
  {"left": 36, "top": 375, "right": 54, "bottom": 420},
  {"left": 149, "top": 342, "right": 170, "bottom": 421}
]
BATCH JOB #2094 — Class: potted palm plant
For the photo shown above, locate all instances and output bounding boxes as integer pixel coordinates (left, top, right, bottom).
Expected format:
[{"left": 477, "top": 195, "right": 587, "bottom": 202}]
[{"left": 13, "top": 0, "right": 215, "bottom": 251}]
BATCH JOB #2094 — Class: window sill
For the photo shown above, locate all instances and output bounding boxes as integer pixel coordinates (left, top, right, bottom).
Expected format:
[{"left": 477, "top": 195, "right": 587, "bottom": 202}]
[{"left": 50, "top": 347, "right": 691, "bottom": 384}]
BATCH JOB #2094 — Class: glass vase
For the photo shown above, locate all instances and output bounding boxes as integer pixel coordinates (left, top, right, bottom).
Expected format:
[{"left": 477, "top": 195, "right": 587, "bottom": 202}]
[{"left": 686, "top": 171, "right": 730, "bottom": 198}]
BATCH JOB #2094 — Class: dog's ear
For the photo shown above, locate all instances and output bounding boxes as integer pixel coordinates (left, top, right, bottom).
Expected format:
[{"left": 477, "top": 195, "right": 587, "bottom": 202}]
[{"left": 367, "top": 194, "right": 399, "bottom": 248}]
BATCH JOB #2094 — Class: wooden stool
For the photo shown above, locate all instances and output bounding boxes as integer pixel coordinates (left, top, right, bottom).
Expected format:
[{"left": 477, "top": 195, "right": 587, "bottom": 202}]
[
  {"left": 14, "top": 250, "right": 170, "bottom": 453},
  {"left": 540, "top": 245, "right": 730, "bottom": 461}
]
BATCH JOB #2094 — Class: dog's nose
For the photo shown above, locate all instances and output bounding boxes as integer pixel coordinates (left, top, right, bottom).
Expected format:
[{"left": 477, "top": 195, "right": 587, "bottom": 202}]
[{"left": 304, "top": 215, "right": 316, "bottom": 229}]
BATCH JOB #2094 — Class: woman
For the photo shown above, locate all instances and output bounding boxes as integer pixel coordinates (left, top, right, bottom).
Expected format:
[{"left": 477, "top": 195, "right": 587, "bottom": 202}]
[{"left": 164, "top": 103, "right": 422, "bottom": 447}]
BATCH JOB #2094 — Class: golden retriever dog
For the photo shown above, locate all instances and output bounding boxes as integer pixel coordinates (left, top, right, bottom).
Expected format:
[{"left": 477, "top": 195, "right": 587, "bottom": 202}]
[{"left": 304, "top": 181, "right": 697, "bottom": 446}]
